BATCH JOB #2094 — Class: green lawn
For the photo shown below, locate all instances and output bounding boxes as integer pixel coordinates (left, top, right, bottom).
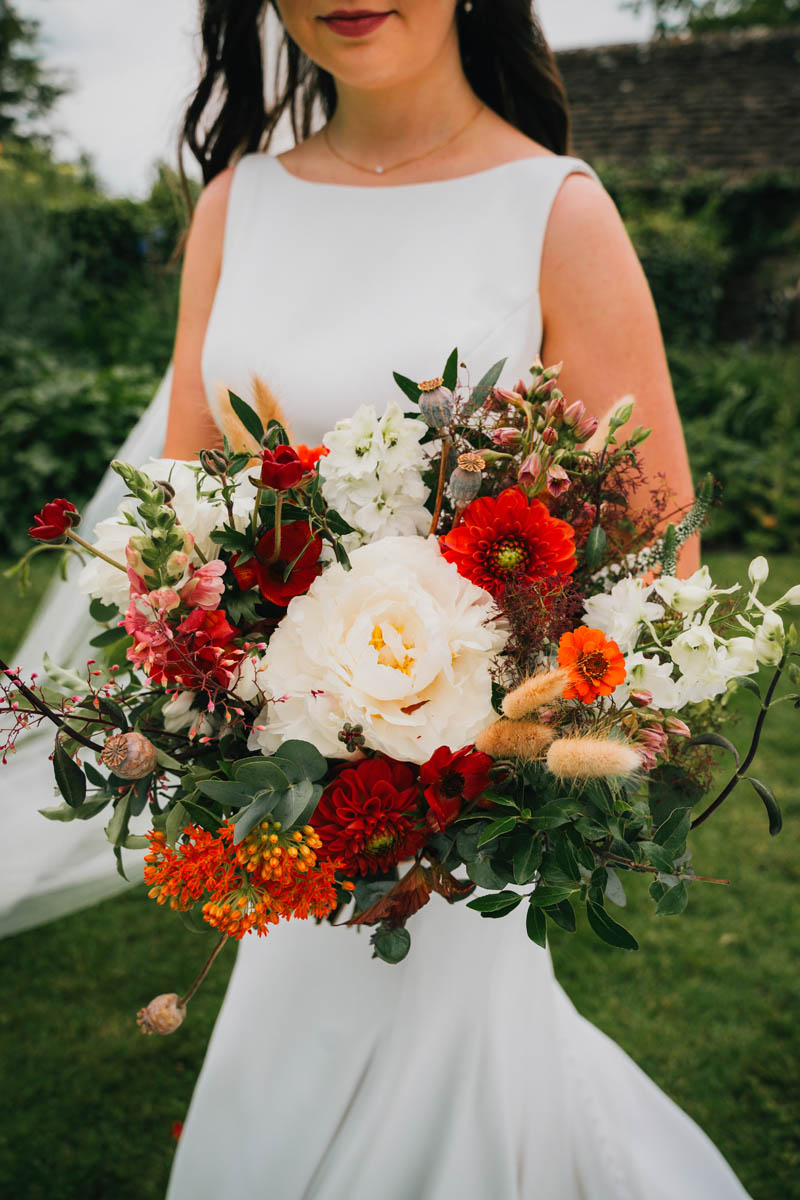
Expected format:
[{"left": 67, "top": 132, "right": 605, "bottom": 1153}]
[{"left": 0, "top": 552, "right": 797, "bottom": 1199}]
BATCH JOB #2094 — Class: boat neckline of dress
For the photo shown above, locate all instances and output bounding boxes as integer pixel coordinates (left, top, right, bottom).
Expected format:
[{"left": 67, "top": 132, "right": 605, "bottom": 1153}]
[{"left": 269, "top": 151, "right": 564, "bottom": 192}]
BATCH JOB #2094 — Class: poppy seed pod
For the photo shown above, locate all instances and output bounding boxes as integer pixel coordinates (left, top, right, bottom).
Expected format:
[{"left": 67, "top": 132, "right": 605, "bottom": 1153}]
[
  {"left": 418, "top": 385, "right": 454, "bottom": 431},
  {"left": 100, "top": 731, "right": 159, "bottom": 780},
  {"left": 450, "top": 452, "right": 485, "bottom": 507},
  {"left": 137, "top": 993, "right": 186, "bottom": 1036}
]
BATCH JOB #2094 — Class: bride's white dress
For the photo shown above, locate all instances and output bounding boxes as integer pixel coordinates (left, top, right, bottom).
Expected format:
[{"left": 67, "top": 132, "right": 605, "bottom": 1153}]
[
  {"left": 166, "top": 154, "right": 750, "bottom": 1199},
  {"left": 0, "top": 151, "right": 750, "bottom": 1198}
]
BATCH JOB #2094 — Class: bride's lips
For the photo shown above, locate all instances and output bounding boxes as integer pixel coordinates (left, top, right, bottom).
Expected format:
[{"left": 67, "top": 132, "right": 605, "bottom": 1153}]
[{"left": 319, "top": 9, "right": 393, "bottom": 38}]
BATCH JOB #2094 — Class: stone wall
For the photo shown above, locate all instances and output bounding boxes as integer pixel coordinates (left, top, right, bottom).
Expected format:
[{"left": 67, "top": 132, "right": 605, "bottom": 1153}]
[{"left": 556, "top": 26, "right": 800, "bottom": 176}]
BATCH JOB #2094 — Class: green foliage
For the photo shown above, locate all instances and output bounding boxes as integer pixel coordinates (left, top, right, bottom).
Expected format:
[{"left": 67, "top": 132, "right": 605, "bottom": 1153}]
[
  {"left": 0, "top": 334, "right": 158, "bottom": 554},
  {"left": 624, "top": 0, "right": 800, "bottom": 33},
  {"left": 0, "top": 0, "right": 67, "bottom": 144},
  {"left": 670, "top": 346, "right": 800, "bottom": 551}
]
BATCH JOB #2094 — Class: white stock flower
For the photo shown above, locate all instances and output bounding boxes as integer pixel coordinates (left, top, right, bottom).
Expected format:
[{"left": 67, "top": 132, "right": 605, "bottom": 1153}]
[
  {"left": 612, "top": 652, "right": 678, "bottom": 709},
  {"left": 248, "top": 536, "right": 506, "bottom": 764},
  {"left": 753, "top": 609, "right": 785, "bottom": 665},
  {"left": 655, "top": 566, "right": 738, "bottom": 616},
  {"left": 320, "top": 401, "right": 430, "bottom": 548},
  {"left": 723, "top": 636, "right": 759, "bottom": 677},
  {"left": 582, "top": 577, "right": 663, "bottom": 653}
]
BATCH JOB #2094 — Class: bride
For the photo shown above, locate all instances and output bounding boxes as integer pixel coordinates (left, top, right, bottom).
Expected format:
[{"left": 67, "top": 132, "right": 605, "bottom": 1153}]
[{"left": 5, "top": 1, "right": 751, "bottom": 1196}]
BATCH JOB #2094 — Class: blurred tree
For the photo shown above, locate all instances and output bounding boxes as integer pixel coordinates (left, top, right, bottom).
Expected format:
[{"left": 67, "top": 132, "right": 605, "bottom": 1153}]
[
  {"left": 0, "top": 0, "right": 68, "bottom": 145},
  {"left": 624, "top": 0, "right": 800, "bottom": 33}
]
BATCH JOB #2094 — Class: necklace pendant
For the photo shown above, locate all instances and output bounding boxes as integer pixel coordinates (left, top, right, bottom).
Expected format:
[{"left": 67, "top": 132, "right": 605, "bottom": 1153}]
[{"left": 374, "top": 165, "right": 384, "bottom": 175}]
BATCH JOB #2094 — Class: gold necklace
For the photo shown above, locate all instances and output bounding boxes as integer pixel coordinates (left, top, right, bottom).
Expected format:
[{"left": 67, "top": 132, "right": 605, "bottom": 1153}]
[{"left": 322, "top": 104, "right": 484, "bottom": 177}]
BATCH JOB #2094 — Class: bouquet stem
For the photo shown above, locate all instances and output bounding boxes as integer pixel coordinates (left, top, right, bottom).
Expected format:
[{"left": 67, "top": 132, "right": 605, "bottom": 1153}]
[
  {"left": 180, "top": 932, "right": 229, "bottom": 1007},
  {"left": 429, "top": 436, "right": 451, "bottom": 536},
  {"left": 0, "top": 656, "right": 105, "bottom": 754}
]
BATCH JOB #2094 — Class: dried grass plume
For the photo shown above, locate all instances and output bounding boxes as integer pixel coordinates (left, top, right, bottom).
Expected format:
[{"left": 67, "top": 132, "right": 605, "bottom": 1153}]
[
  {"left": 546, "top": 736, "right": 641, "bottom": 780},
  {"left": 215, "top": 374, "right": 292, "bottom": 453},
  {"left": 501, "top": 667, "right": 569, "bottom": 720},
  {"left": 475, "top": 718, "right": 555, "bottom": 761}
]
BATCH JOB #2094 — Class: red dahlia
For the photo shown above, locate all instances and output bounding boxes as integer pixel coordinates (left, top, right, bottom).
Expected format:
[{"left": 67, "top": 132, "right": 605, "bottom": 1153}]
[
  {"left": 420, "top": 745, "right": 493, "bottom": 832},
  {"left": 232, "top": 522, "right": 322, "bottom": 607},
  {"left": 28, "top": 498, "right": 79, "bottom": 542},
  {"left": 440, "top": 487, "right": 576, "bottom": 600},
  {"left": 313, "top": 756, "right": 426, "bottom": 876}
]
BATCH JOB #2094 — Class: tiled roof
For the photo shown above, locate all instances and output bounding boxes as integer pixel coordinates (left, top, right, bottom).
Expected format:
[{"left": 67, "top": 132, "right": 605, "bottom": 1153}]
[{"left": 556, "top": 26, "right": 800, "bottom": 175}]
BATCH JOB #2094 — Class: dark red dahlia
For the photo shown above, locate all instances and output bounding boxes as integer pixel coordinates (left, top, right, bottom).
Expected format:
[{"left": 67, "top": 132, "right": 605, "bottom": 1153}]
[
  {"left": 313, "top": 756, "right": 425, "bottom": 876},
  {"left": 419, "top": 745, "right": 493, "bottom": 833},
  {"left": 260, "top": 445, "right": 306, "bottom": 491},
  {"left": 440, "top": 486, "right": 576, "bottom": 600},
  {"left": 28, "top": 498, "right": 79, "bottom": 542},
  {"left": 231, "top": 522, "right": 322, "bottom": 607}
]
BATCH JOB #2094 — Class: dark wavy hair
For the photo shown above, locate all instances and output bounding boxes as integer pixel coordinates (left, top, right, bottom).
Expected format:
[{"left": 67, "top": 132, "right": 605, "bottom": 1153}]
[{"left": 179, "top": 0, "right": 570, "bottom": 209}]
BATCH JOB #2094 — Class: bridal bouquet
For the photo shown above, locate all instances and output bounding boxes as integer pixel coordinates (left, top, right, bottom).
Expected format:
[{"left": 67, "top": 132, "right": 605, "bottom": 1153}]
[{"left": 4, "top": 351, "right": 798, "bottom": 1035}]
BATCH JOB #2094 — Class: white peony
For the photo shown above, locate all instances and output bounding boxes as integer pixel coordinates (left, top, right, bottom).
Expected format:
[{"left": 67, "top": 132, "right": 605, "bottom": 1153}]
[
  {"left": 320, "top": 401, "right": 431, "bottom": 549},
  {"left": 582, "top": 577, "right": 663, "bottom": 654},
  {"left": 248, "top": 536, "right": 506, "bottom": 764}
]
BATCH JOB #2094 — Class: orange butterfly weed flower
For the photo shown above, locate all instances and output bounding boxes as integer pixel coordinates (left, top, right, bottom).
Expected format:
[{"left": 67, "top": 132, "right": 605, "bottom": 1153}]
[
  {"left": 557, "top": 626, "right": 626, "bottom": 703},
  {"left": 144, "top": 822, "right": 343, "bottom": 940}
]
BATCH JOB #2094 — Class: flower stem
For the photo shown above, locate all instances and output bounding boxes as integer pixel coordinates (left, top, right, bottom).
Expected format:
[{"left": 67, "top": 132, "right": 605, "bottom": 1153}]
[
  {"left": 690, "top": 652, "right": 786, "bottom": 830},
  {"left": 0, "top": 657, "right": 105, "bottom": 753},
  {"left": 179, "top": 932, "right": 229, "bottom": 1007},
  {"left": 66, "top": 530, "right": 127, "bottom": 573},
  {"left": 428, "top": 436, "right": 451, "bottom": 537},
  {"left": 266, "top": 494, "right": 284, "bottom": 565}
]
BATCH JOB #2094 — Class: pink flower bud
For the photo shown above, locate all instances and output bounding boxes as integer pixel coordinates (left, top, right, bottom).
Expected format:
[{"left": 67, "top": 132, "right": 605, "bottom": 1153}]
[
  {"left": 630, "top": 689, "right": 654, "bottom": 708},
  {"left": 491, "top": 426, "right": 523, "bottom": 449},
  {"left": 543, "top": 394, "right": 567, "bottom": 422},
  {"left": 546, "top": 463, "right": 571, "bottom": 498},
  {"left": 518, "top": 452, "right": 543, "bottom": 491},
  {"left": 637, "top": 746, "right": 659, "bottom": 772},
  {"left": 514, "top": 379, "right": 529, "bottom": 398},
  {"left": 541, "top": 426, "right": 558, "bottom": 446},
  {"left": 563, "top": 399, "right": 587, "bottom": 429},
  {"left": 493, "top": 386, "right": 525, "bottom": 407},
  {"left": 638, "top": 724, "right": 667, "bottom": 752},
  {"left": 574, "top": 413, "right": 599, "bottom": 443},
  {"left": 665, "top": 716, "right": 691, "bottom": 739}
]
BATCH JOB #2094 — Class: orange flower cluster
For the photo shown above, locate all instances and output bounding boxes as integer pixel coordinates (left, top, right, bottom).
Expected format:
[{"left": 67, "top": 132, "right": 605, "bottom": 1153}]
[
  {"left": 144, "top": 821, "right": 344, "bottom": 940},
  {"left": 558, "top": 626, "right": 626, "bottom": 704}
]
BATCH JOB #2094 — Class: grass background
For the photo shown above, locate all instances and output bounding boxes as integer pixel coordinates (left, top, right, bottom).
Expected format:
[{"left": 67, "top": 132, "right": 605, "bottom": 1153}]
[{"left": 0, "top": 551, "right": 797, "bottom": 1199}]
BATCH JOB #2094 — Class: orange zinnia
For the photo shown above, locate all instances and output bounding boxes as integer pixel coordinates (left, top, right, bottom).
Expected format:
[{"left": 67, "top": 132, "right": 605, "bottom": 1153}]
[{"left": 557, "top": 626, "right": 626, "bottom": 703}]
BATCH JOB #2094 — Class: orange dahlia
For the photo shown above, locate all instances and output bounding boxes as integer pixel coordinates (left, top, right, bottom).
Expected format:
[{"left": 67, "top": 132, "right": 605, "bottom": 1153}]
[
  {"left": 557, "top": 626, "right": 626, "bottom": 703},
  {"left": 440, "top": 487, "right": 576, "bottom": 600}
]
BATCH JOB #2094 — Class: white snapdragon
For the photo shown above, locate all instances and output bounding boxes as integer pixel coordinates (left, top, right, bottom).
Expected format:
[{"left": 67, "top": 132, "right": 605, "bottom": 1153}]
[
  {"left": 320, "top": 401, "right": 431, "bottom": 549},
  {"left": 655, "top": 566, "right": 738, "bottom": 616},
  {"left": 582, "top": 577, "right": 663, "bottom": 654},
  {"left": 670, "top": 622, "right": 732, "bottom": 705},
  {"left": 753, "top": 609, "right": 785, "bottom": 665}
]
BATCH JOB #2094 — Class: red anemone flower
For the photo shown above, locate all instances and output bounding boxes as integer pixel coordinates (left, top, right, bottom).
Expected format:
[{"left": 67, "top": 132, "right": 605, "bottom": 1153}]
[
  {"left": 29, "top": 498, "right": 79, "bottom": 541},
  {"left": 295, "top": 444, "right": 329, "bottom": 471},
  {"left": 420, "top": 745, "right": 493, "bottom": 832},
  {"left": 440, "top": 487, "right": 576, "bottom": 600},
  {"left": 314, "top": 756, "right": 425, "bottom": 876},
  {"left": 231, "top": 522, "right": 323, "bottom": 607},
  {"left": 260, "top": 445, "right": 306, "bottom": 491}
]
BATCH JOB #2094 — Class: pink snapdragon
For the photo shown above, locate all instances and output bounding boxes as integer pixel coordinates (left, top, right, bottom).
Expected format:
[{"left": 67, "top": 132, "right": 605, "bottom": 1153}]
[{"left": 180, "top": 560, "right": 226, "bottom": 610}]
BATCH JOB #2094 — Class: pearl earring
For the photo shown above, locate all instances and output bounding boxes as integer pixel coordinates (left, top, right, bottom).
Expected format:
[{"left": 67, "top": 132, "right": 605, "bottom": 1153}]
[{"left": 463, "top": 0, "right": 474, "bottom": 11}]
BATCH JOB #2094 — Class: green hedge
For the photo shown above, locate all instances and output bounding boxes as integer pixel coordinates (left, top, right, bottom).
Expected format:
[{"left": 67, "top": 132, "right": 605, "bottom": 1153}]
[
  {"left": 0, "top": 336, "right": 157, "bottom": 554},
  {"left": 672, "top": 346, "right": 800, "bottom": 551}
]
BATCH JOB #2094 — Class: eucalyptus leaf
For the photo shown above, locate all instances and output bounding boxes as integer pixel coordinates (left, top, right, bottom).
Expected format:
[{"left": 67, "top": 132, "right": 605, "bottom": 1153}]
[
  {"left": 166, "top": 801, "right": 188, "bottom": 847},
  {"left": 105, "top": 792, "right": 132, "bottom": 847},
  {"left": 638, "top": 840, "right": 676, "bottom": 875},
  {"left": 545, "top": 898, "right": 577, "bottom": 932},
  {"left": 198, "top": 780, "right": 256, "bottom": 809},
  {"left": 371, "top": 925, "right": 411, "bottom": 964},
  {"left": 655, "top": 879, "right": 689, "bottom": 916},
  {"left": 155, "top": 746, "right": 184, "bottom": 771},
  {"left": 513, "top": 834, "right": 543, "bottom": 884},
  {"left": 228, "top": 390, "right": 264, "bottom": 444},
  {"left": 270, "top": 779, "right": 318, "bottom": 829},
  {"left": 586, "top": 900, "right": 638, "bottom": 950},
  {"left": 604, "top": 867, "right": 627, "bottom": 908},
  {"left": 89, "top": 598, "right": 120, "bottom": 623},
  {"left": 466, "top": 891, "right": 522, "bottom": 916},
  {"left": 230, "top": 759, "right": 291, "bottom": 793},
  {"left": 653, "top": 806, "right": 691, "bottom": 855},
  {"left": 232, "top": 794, "right": 275, "bottom": 844},
  {"left": 53, "top": 739, "right": 86, "bottom": 808},
  {"left": 39, "top": 794, "right": 111, "bottom": 822},
  {"left": 526, "top": 902, "right": 547, "bottom": 948},
  {"left": 477, "top": 814, "right": 518, "bottom": 848},
  {"left": 272, "top": 740, "right": 328, "bottom": 783},
  {"left": 529, "top": 884, "right": 577, "bottom": 909},
  {"left": 42, "top": 651, "right": 87, "bottom": 695},
  {"left": 466, "top": 856, "right": 512, "bottom": 890},
  {"left": 746, "top": 776, "right": 783, "bottom": 836}
]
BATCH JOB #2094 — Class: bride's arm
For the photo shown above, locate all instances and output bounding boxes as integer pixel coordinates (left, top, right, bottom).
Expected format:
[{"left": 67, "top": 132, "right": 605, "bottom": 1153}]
[
  {"left": 162, "top": 168, "right": 236, "bottom": 459},
  {"left": 540, "top": 174, "right": 700, "bottom": 575}
]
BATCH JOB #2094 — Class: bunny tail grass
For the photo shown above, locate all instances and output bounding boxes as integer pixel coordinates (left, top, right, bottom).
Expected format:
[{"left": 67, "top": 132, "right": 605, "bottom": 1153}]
[
  {"left": 546, "top": 736, "right": 642, "bottom": 780},
  {"left": 501, "top": 668, "right": 569, "bottom": 720},
  {"left": 475, "top": 718, "right": 555, "bottom": 761}
]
